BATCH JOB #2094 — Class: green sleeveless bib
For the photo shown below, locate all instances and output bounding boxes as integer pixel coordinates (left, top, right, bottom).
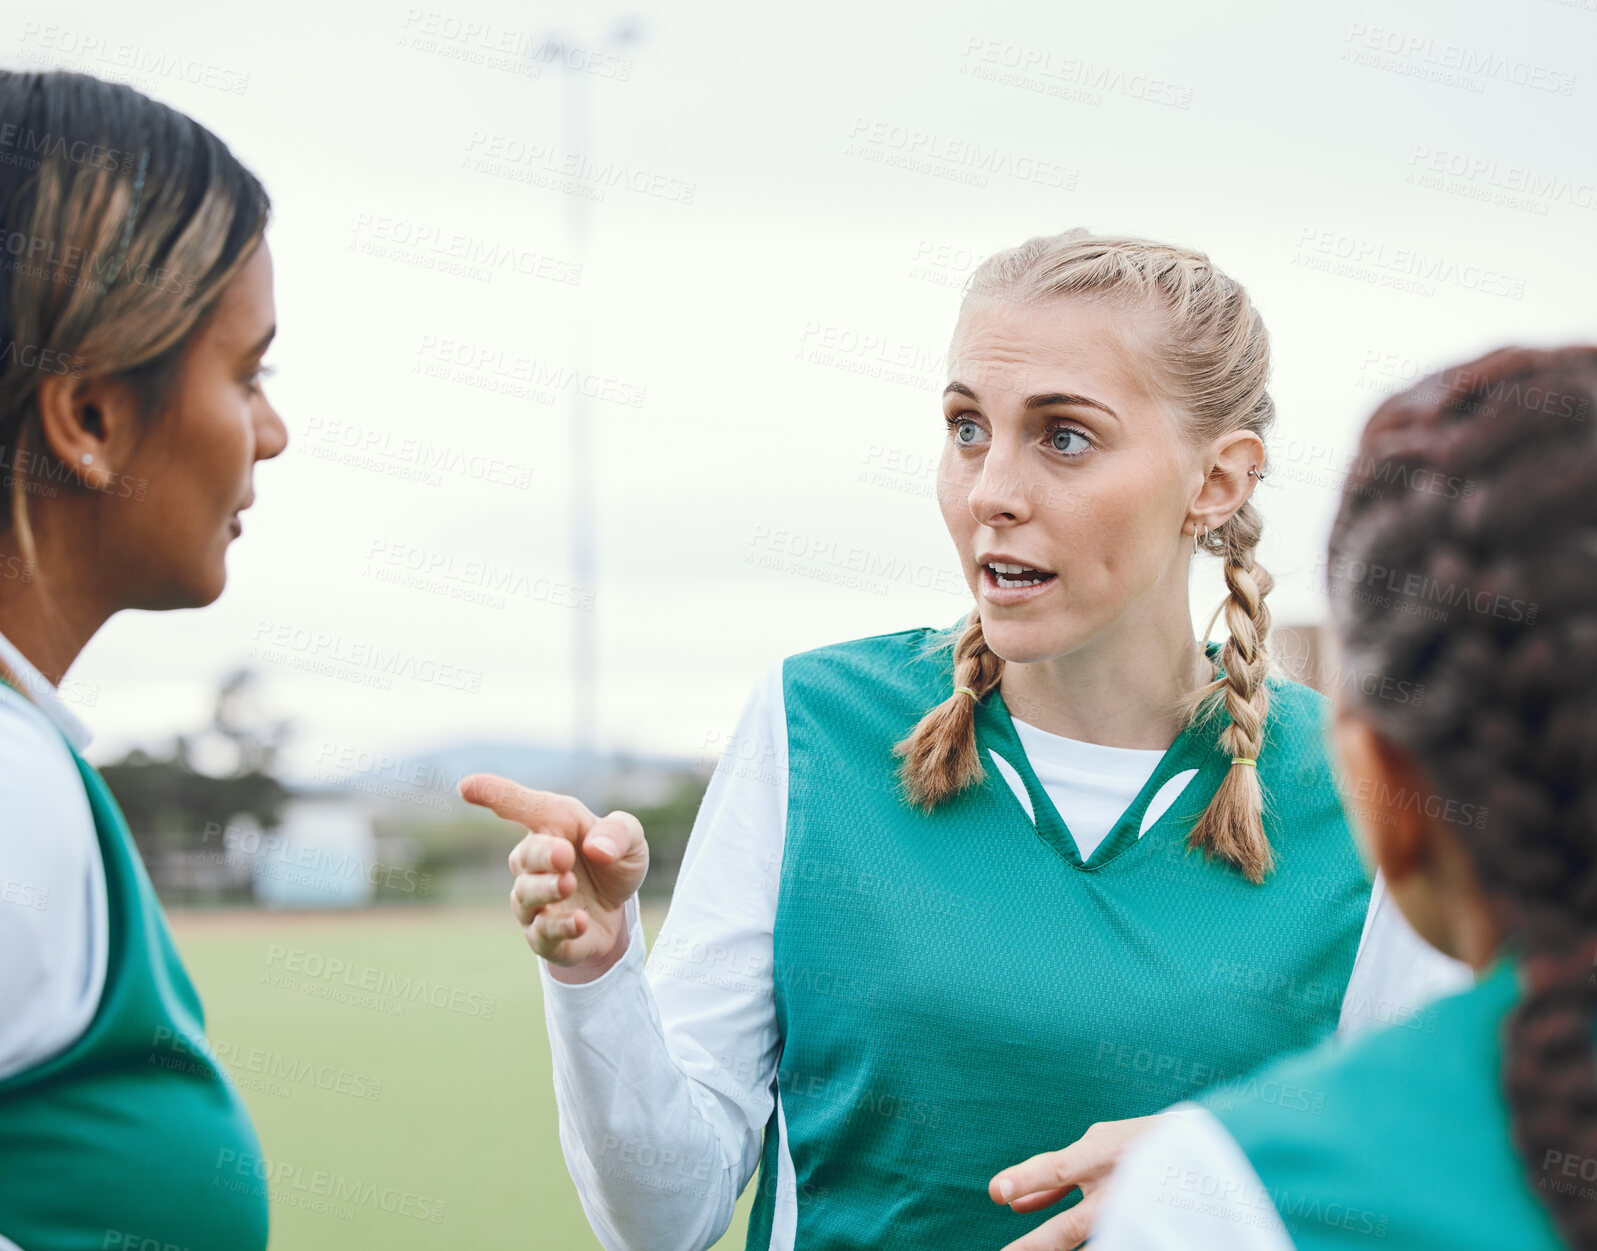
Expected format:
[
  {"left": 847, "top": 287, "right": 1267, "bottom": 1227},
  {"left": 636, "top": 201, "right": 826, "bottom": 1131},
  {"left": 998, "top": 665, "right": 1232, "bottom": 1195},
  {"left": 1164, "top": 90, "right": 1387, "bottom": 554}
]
[
  {"left": 744, "top": 625, "right": 1371, "bottom": 1249},
  {"left": 1209, "top": 958, "right": 1570, "bottom": 1250},
  {"left": 0, "top": 676, "right": 269, "bottom": 1250}
]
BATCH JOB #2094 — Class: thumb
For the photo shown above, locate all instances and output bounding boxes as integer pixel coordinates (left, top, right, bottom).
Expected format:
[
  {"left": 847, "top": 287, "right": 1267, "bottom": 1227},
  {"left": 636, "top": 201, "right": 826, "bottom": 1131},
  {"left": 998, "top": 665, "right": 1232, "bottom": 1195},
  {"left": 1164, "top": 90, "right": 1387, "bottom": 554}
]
[{"left": 582, "top": 810, "right": 644, "bottom": 864}]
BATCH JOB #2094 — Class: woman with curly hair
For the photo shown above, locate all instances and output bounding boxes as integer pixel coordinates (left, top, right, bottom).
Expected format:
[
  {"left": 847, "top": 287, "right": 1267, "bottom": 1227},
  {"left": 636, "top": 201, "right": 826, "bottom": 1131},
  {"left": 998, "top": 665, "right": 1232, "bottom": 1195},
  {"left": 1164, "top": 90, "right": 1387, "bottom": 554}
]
[{"left": 1095, "top": 344, "right": 1597, "bottom": 1250}]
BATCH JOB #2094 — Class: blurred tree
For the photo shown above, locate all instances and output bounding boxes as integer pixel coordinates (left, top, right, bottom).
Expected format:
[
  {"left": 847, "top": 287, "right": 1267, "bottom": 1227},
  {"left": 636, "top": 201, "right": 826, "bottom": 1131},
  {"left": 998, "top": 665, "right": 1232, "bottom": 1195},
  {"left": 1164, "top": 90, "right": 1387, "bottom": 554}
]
[
  {"left": 372, "top": 770, "right": 712, "bottom": 901},
  {"left": 99, "top": 665, "right": 294, "bottom": 863}
]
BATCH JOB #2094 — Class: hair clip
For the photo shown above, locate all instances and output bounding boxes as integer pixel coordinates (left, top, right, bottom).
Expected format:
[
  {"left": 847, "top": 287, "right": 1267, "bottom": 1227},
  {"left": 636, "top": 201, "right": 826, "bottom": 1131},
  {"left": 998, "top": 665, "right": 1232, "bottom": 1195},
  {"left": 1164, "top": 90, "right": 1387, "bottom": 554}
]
[{"left": 102, "top": 147, "right": 150, "bottom": 288}]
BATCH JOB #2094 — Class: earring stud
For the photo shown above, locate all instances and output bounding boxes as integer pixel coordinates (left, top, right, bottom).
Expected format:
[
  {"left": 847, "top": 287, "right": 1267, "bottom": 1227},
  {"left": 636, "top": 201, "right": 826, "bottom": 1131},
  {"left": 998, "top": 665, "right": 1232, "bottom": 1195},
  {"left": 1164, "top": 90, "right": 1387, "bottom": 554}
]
[{"left": 80, "top": 453, "right": 93, "bottom": 465}]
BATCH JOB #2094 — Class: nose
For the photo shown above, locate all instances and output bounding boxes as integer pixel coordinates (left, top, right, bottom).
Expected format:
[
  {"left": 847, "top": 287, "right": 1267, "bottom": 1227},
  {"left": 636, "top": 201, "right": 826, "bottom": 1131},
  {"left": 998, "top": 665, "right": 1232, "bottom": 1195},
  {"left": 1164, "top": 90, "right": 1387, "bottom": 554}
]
[
  {"left": 966, "top": 439, "right": 1035, "bottom": 528},
  {"left": 254, "top": 398, "right": 288, "bottom": 462}
]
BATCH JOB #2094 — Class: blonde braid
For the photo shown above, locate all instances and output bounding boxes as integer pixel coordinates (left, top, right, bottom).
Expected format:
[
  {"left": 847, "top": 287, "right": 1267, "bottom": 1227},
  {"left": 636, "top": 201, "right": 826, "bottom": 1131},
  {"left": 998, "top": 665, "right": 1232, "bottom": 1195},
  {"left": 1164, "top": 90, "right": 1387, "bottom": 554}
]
[
  {"left": 1183, "top": 508, "right": 1276, "bottom": 883},
  {"left": 893, "top": 610, "right": 1004, "bottom": 809}
]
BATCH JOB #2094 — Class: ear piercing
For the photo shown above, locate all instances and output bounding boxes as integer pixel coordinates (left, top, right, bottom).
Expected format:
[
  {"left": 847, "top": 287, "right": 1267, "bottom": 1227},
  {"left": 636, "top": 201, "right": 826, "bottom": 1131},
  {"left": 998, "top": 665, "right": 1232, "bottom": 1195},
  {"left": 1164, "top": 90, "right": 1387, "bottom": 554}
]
[
  {"left": 1192, "top": 464, "right": 1266, "bottom": 550},
  {"left": 81, "top": 453, "right": 93, "bottom": 465}
]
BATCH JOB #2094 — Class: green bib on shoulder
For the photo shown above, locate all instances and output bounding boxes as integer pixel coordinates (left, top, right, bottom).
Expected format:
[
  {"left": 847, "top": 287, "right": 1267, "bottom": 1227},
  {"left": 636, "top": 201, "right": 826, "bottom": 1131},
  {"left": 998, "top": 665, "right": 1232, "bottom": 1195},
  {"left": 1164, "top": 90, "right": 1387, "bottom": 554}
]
[
  {"left": 1208, "top": 958, "right": 1569, "bottom": 1250},
  {"left": 744, "top": 626, "right": 1372, "bottom": 1250},
  {"left": 0, "top": 678, "right": 269, "bottom": 1251}
]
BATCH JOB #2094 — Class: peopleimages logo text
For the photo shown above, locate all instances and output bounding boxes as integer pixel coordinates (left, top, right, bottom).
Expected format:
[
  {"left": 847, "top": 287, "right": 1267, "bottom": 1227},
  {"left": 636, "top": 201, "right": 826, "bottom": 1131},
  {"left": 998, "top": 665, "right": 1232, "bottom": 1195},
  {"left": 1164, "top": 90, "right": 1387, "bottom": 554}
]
[{"left": 264, "top": 945, "right": 497, "bottom": 1018}]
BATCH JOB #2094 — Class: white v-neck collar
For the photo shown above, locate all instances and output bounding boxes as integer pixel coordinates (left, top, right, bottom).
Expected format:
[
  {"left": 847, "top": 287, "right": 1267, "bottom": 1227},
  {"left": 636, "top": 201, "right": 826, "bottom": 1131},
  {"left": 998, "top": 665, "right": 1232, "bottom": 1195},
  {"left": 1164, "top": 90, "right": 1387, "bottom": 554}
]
[{"left": 1010, "top": 715, "right": 1169, "bottom": 776}]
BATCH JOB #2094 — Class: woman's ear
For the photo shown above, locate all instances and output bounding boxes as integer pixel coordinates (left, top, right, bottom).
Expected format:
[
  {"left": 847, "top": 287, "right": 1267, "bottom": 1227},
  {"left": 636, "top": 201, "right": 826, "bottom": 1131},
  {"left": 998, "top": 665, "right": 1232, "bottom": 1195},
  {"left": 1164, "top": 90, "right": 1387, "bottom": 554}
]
[
  {"left": 1333, "top": 711, "right": 1432, "bottom": 880},
  {"left": 33, "top": 371, "right": 141, "bottom": 489},
  {"left": 1330, "top": 698, "right": 1493, "bottom": 964},
  {"left": 1190, "top": 429, "right": 1266, "bottom": 528}
]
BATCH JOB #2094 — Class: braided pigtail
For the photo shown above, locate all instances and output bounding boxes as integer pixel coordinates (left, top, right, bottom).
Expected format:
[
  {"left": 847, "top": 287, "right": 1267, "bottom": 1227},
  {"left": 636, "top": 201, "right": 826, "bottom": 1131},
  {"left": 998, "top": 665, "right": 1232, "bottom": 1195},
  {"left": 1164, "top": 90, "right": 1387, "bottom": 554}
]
[
  {"left": 1507, "top": 936, "right": 1597, "bottom": 1247},
  {"left": 1181, "top": 504, "right": 1277, "bottom": 884},
  {"left": 1327, "top": 344, "right": 1597, "bottom": 1249},
  {"left": 893, "top": 609, "right": 1004, "bottom": 810}
]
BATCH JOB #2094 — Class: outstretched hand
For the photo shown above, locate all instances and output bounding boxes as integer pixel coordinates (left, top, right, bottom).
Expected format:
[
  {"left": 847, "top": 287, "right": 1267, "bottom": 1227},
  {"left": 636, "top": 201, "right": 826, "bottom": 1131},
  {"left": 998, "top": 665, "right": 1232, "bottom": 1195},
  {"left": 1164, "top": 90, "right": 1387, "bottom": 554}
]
[{"left": 458, "top": 773, "right": 649, "bottom": 979}]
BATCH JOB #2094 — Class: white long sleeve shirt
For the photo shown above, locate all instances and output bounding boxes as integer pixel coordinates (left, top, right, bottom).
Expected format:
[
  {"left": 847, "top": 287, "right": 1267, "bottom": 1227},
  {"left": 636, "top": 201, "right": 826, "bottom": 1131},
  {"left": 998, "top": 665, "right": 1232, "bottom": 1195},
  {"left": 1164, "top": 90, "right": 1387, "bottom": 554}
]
[
  {"left": 0, "top": 629, "right": 106, "bottom": 1251},
  {"left": 538, "top": 659, "right": 1473, "bottom": 1251},
  {"left": 0, "top": 627, "right": 107, "bottom": 1085}
]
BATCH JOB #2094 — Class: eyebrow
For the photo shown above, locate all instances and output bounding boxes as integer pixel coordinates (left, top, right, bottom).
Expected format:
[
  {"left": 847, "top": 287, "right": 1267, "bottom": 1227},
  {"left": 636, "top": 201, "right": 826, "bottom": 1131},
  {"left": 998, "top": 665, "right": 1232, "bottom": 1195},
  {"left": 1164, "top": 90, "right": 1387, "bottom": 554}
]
[
  {"left": 244, "top": 325, "right": 277, "bottom": 358},
  {"left": 943, "top": 381, "right": 1118, "bottom": 421}
]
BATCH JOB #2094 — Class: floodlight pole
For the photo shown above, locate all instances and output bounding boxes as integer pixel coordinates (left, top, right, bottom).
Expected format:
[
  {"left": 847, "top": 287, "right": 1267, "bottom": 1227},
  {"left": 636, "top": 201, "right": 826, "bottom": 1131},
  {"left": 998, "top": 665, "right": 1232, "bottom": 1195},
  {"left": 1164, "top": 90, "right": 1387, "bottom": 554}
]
[{"left": 529, "top": 19, "right": 645, "bottom": 808}]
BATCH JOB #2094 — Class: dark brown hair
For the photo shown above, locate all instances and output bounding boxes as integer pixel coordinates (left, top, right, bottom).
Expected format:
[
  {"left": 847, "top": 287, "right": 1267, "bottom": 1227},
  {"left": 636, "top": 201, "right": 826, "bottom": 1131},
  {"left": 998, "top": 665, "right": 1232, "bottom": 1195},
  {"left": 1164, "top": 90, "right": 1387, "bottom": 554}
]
[
  {"left": 0, "top": 68, "right": 270, "bottom": 560},
  {"left": 0, "top": 69, "right": 268, "bottom": 704},
  {"left": 1326, "top": 343, "right": 1597, "bottom": 1247}
]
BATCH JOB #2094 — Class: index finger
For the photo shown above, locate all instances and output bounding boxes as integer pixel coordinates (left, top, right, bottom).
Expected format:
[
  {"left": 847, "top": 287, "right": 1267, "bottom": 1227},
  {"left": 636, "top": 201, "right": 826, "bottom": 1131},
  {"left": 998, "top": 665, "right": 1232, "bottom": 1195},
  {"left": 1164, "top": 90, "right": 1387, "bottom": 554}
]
[
  {"left": 458, "top": 773, "right": 589, "bottom": 841},
  {"left": 990, "top": 1145, "right": 1086, "bottom": 1206}
]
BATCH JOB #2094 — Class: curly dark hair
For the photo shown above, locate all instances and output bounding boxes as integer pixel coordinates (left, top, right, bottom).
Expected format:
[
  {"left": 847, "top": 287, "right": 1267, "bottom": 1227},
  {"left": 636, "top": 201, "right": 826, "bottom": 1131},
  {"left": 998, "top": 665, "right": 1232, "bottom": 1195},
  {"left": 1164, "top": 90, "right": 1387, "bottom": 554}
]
[{"left": 1327, "top": 343, "right": 1597, "bottom": 1248}]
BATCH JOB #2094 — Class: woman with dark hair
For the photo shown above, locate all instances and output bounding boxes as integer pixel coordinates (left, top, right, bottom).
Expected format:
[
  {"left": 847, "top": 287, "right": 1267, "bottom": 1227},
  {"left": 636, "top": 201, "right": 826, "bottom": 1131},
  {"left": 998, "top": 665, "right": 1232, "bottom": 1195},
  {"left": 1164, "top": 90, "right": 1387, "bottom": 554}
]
[
  {"left": 0, "top": 70, "right": 284, "bottom": 1249},
  {"left": 1094, "top": 344, "right": 1597, "bottom": 1250}
]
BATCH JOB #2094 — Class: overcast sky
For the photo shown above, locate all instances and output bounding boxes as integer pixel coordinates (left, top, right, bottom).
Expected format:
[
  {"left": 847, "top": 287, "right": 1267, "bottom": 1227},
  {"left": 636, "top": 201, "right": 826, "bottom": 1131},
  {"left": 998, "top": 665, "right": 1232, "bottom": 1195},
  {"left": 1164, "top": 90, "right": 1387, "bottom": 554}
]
[{"left": 6, "top": 0, "right": 1593, "bottom": 778}]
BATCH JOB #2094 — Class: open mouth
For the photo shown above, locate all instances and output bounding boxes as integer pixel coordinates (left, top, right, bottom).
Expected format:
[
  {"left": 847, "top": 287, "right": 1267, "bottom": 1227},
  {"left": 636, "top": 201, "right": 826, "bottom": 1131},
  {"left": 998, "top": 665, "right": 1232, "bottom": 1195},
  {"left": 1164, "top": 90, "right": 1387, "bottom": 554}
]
[{"left": 984, "top": 561, "right": 1057, "bottom": 589}]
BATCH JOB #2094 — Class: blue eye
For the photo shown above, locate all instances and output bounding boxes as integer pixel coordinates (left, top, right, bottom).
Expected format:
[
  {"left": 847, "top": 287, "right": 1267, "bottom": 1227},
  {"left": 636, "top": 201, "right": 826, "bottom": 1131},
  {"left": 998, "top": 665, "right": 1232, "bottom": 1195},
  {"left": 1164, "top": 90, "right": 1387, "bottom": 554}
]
[
  {"left": 946, "top": 415, "right": 984, "bottom": 445},
  {"left": 1050, "top": 426, "right": 1090, "bottom": 456}
]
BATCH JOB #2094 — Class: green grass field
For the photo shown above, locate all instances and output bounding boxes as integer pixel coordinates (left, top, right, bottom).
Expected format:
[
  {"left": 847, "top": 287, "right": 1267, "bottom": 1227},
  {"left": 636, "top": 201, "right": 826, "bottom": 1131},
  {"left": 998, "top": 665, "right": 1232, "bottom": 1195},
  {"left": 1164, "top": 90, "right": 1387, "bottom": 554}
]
[{"left": 171, "top": 904, "right": 754, "bottom": 1250}]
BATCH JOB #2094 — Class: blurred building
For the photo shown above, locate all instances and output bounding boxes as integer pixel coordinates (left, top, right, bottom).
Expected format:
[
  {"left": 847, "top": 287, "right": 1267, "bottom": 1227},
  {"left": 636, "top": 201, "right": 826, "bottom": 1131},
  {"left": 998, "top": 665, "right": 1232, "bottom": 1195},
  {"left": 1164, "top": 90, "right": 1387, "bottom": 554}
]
[{"left": 247, "top": 795, "right": 381, "bottom": 909}]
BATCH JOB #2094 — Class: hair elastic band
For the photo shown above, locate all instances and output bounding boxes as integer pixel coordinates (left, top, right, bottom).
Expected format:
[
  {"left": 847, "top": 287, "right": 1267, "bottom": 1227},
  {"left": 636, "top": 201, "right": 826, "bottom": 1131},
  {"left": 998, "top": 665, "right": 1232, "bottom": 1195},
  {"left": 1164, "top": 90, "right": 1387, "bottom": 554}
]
[
  {"left": 953, "top": 686, "right": 977, "bottom": 700},
  {"left": 1231, "top": 756, "right": 1257, "bottom": 767}
]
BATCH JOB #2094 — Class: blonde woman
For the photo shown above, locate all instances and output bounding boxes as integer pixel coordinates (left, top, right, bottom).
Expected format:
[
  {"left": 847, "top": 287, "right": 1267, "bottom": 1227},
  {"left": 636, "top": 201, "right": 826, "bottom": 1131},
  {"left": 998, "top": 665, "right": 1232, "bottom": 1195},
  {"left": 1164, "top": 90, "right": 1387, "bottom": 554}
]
[
  {"left": 463, "top": 230, "right": 1468, "bottom": 1251},
  {"left": 0, "top": 71, "right": 285, "bottom": 1248}
]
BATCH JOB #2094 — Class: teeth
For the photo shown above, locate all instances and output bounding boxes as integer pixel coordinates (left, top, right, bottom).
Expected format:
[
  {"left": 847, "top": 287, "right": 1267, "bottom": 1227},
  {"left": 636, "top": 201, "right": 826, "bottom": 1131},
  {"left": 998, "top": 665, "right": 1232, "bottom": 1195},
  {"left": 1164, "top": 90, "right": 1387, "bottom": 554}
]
[
  {"left": 987, "top": 562, "right": 1051, "bottom": 589},
  {"left": 986, "top": 560, "right": 1051, "bottom": 589}
]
